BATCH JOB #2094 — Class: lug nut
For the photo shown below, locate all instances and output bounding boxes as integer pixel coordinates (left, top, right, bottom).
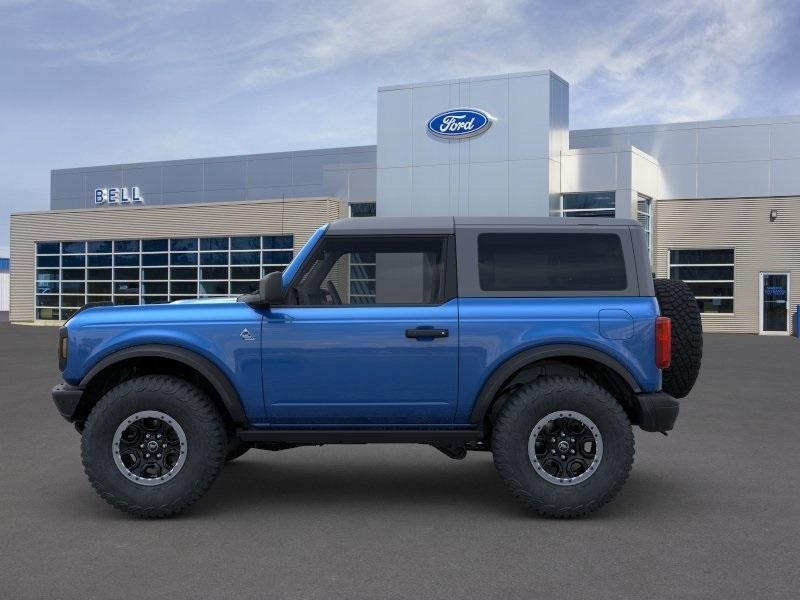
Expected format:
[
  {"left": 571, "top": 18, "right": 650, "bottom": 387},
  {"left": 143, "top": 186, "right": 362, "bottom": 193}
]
[
  {"left": 561, "top": 432, "right": 566, "bottom": 437},
  {"left": 145, "top": 434, "right": 150, "bottom": 439},
  {"left": 561, "top": 455, "right": 566, "bottom": 460},
  {"left": 157, "top": 434, "right": 162, "bottom": 439},
  {"left": 157, "top": 453, "right": 161, "bottom": 458},
  {"left": 570, "top": 438, "right": 575, "bottom": 443},
  {"left": 551, "top": 449, "right": 556, "bottom": 454},
  {"left": 162, "top": 443, "right": 167, "bottom": 448},
  {"left": 570, "top": 449, "right": 575, "bottom": 454},
  {"left": 145, "top": 453, "right": 150, "bottom": 458},
  {"left": 139, "top": 444, "right": 144, "bottom": 449},
  {"left": 551, "top": 437, "right": 555, "bottom": 443}
]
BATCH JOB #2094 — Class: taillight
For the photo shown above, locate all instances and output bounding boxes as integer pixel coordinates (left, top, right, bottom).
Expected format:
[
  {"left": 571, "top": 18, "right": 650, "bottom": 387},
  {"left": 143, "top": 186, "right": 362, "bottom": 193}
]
[{"left": 655, "top": 317, "right": 671, "bottom": 369}]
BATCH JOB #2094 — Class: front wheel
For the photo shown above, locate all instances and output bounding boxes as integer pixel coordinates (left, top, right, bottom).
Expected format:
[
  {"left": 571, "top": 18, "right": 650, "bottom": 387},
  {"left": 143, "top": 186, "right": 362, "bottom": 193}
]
[
  {"left": 492, "top": 376, "right": 634, "bottom": 518},
  {"left": 81, "top": 375, "right": 226, "bottom": 518}
]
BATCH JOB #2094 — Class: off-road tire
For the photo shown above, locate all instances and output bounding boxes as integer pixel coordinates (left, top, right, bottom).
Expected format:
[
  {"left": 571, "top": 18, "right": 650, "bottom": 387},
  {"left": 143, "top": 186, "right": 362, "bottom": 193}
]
[
  {"left": 492, "top": 376, "right": 634, "bottom": 518},
  {"left": 654, "top": 278, "right": 703, "bottom": 398},
  {"left": 225, "top": 437, "right": 251, "bottom": 462},
  {"left": 81, "top": 375, "right": 226, "bottom": 518}
]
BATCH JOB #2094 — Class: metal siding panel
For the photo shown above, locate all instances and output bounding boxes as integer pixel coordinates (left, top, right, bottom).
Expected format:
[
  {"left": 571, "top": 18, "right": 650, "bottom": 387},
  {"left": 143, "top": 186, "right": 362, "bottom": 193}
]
[
  {"left": 654, "top": 196, "right": 800, "bottom": 334},
  {"left": 9, "top": 198, "right": 345, "bottom": 322}
]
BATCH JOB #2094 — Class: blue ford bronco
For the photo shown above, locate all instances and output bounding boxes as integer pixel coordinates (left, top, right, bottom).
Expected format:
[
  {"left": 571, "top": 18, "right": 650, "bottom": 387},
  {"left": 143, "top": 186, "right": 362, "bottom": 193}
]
[{"left": 52, "top": 217, "right": 702, "bottom": 518}]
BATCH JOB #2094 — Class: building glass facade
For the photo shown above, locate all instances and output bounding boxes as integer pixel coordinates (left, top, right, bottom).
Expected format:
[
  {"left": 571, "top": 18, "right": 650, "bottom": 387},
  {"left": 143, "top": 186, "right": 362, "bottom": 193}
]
[
  {"left": 35, "top": 235, "right": 293, "bottom": 320},
  {"left": 560, "top": 192, "right": 616, "bottom": 218}
]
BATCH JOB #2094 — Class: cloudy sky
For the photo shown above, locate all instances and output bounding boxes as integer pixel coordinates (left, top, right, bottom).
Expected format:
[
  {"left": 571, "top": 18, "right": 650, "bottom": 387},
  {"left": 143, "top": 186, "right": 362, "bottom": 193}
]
[{"left": 1, "top": 0, "right": 799, "bottom": 249}]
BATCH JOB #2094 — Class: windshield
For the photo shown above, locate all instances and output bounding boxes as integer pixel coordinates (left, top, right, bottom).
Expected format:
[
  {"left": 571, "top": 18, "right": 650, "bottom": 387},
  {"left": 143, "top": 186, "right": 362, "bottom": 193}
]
[{"left": 280, "top": 224, "right": 328, "bottom": 289}]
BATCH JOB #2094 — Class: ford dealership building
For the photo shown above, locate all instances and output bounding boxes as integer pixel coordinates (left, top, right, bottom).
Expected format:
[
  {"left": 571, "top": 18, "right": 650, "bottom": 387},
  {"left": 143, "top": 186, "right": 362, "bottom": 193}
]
[{"left": 9, "top": 69, "right": 800, "bottom": 334}]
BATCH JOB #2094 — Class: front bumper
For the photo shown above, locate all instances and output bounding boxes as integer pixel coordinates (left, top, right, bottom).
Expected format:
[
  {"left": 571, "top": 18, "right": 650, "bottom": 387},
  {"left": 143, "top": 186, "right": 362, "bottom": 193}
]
[
  {"left": 52, "top": 383, "right": 85, "bottom": 422},
  {"left": 633, "top": 392, "right": 679, "bottom": 433}
]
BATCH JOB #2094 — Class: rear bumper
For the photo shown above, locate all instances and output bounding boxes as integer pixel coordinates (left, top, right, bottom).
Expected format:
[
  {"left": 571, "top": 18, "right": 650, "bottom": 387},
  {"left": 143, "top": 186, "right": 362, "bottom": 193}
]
[
  {"left": 633, "top": 392, "right": 679, "bottom": 433},
  {"left": 52, "top": 383, "right": 84, "bottom": 422}
]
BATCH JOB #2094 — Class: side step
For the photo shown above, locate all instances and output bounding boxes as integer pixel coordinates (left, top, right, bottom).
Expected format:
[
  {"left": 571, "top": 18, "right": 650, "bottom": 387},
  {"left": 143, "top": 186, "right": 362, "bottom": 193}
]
[{"left": 236, "top": 428, "right": 485, "bottom": 445}]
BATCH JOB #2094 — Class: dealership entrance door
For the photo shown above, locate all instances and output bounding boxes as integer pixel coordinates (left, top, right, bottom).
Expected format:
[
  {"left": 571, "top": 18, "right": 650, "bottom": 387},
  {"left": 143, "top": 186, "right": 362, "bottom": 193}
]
[{"left": 759, "top": 273, "right": 790, "bottom": 335}]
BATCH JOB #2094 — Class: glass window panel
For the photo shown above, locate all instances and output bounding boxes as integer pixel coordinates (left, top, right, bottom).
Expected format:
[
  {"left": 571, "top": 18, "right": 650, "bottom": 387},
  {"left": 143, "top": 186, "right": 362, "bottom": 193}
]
[
  {"left": 231, "top": 266, "right": 260, "bottom": 279},
  {"left": 170, "top": 281, "right": 196, "bottom": 295},
  {"left": 88, "top": 254, "right": 112, "bottom": 267},
  {"left": 87, "top": 240, "right": 113, "bottom": 253},
  {"left": 62, "top": 269, "right": 85, "bottom": 281},
  {"left": 200, "top": 252, "right": 227, "bottom": 265},
  {"left": 563, "top": 209, "right": 615, "bottom": 218},
  {"left": 62, "top": 282, "right": 85, "bottom": 294},
  {"left": 262, "top": 251, "right": 293, "bottom": 264},
  {"left": 562, "top": 192, "right": 615, "bottom": 211},
  {"left": 686, "top": 282, "right": 734, "bottom": 297},
  {"left": 114, "top": 281, "right": 140, "bottom": 294},
  {"left": 61, "top": 295, "right": 85, "bottom": 307},
  {"left": 231, "top": 251, "right": 259, "bottom": 265},
  {"left": 231, "top": 281, "right": 258, "bottom": 294},
  {"left": 670, "top": 249, "right": 734, "bottom": 265},
  {"left": 201, "top": 267, "right": 228, "bottom": 279},
  {"left": 62, "top": 255, "right": 85, "bottom": 267},
  {"left": 349, "top": 203, "right": 377, "bottom": 218},
  {"left": 114, "top": 268, "right": 139, "bottom": 280},
  {"left": 36, "top": 294, "right": 59, "bottom": 307},
  {"left": 114, "top": 240, "right": 140, "bottom": 253},
  {"left": 61, "top": 308, "right": 79, "bottom": 319},
  {"left": 262, "top": 235, "right": 293, "bottom": 249},
  {"left": 37, "top": 255, "right": 59, "bottom": 268},
  {"left": 88, "top": 282, "right": 112, "bottom": 294},
  {"left": 88, "top": 268, "right": 112, "bottom": 281},
  {"left": 143, "top": 296, "right": 169, "bottom": 304},
  {"left": 170, "top": 267, "right": 197, "bottom": 280},
  {"left": 142, "top": 239, "right": 168, "bottom": 252},
  {"left": 350, "top": 295, "right": 376, "bottom": 305},
  {"left": 61, "top": 241, "right": 86, "bottom": 254},
  {"left": 36, "top": 268, "right": 59, "bottom": 281},
  {"left": 36, "top": 242, "right": 59, "bottom": 254},
  {"left": 200, "top": 281, "right": 228, "bottom": 295},
  {"left": 36, "top": 280, "right": 59, "bottom": 294},
  {"left": 36, "top": 307, "right": 60, "bottom": 320},
  {"left": 115, "top": 253, "right": 139, "bottom": 267},
  {"left": 142, "top": 268, "right": 168, "bottom": 280},
  {"left": 669, "top": 266, "right": 734, "bottom": 280},
  {"left": 262, "top": 266, "right": 284, "bottom": 277},
  {"left": 350, "top": 280, "right": 376, "bottom": 295},
  {"left": 170, "top": 238, "right": 197, "bottom": 251},
  {"left": 87, "top": 295, "right": 112, "bottom": 304},
  {"left": 171, "top": 252, "right": 198, "bottom": 266},
  {"left": 142, "top": 282, "right": 168, "bottom": 295},
  {"left": 478, "top": 233, "right": 627, "bottom": 292},
  {"left": 351, "top": 252, "right": 376, "bottom": 263},
  {"left": 231, "top": 236, "right": 259, "bottom": 250},
  {"left": 696, "top": 298, "right": 734, "bottom": 313},
  {"left": 142, "top": 253, "right": 168, "bottom": 266},
  {"left": 200, "top": 237, "right": 229, "bottom": 251},
  {"left": 350, "top": 265, "right": 376, "bottom": 279},
  {"left": 170, "top": 296, "right": 195, "bottom": 302},
  {"left": 114, "top": 296, "right": 139, "bottom": 305}
]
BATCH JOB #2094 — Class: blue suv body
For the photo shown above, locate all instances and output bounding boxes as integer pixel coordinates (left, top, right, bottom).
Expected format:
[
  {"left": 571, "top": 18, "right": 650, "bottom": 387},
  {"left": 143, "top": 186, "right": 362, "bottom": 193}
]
[{"left": 52, "top": 217, "right": 701, "bottom": 518}]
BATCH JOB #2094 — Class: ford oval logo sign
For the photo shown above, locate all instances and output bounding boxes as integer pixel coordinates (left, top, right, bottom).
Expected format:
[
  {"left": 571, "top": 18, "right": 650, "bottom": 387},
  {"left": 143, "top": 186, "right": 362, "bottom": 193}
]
[{"left": 427, "top": 108, "right": 493, "bottom": 139}]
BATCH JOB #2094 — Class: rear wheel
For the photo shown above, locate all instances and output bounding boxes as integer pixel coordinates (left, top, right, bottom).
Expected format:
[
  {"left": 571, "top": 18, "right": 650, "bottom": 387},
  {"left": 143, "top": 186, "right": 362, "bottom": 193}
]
[
  {"left": 654, "top": 278, "right": 703, "bottom": 398},
  {"left": 81, "top": 375, "right": 226, "bottom": 518},
  {"left": 492, "top": 376, "right": 634, "bottom": 518}
]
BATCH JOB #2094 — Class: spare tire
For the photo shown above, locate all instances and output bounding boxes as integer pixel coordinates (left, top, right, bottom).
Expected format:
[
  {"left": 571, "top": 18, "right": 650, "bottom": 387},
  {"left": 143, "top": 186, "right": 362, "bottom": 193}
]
[{"left": 654, "top": 279, "right": 703, "bottom": 398}]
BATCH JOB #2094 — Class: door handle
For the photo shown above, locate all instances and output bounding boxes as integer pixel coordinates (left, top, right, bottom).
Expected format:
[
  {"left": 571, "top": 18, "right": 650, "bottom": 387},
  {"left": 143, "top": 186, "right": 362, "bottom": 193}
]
[{"left": 405, "top": 328, "right": 449, "bottom": 339}]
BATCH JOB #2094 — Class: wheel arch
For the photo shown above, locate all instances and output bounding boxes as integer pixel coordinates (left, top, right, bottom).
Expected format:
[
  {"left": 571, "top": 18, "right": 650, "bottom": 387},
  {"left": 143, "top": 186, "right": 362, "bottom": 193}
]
[
  {"left": 469, "top": 344, "right": 642, "bottom": 425},
  {"left": 76, "top": 344, "right": 247, "bottom": 429}
]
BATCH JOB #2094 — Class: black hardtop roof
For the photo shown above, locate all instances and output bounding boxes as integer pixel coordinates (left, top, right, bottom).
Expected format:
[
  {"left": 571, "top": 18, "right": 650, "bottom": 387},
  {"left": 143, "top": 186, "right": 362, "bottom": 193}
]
[{"left": 327, "top": 216, "right": 640, "bottom": 236}]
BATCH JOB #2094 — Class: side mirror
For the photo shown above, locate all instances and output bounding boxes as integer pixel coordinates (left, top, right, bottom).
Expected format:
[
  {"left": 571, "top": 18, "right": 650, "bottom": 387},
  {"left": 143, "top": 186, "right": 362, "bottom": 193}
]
[{"left": 239, "top": 271, "right": 284, "bottom": 306}]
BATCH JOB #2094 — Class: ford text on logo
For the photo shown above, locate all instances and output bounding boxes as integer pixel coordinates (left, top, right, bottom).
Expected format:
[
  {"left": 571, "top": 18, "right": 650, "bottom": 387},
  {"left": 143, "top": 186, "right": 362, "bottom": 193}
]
[
  {"left": 427, "top": 108, "right": 493, "bottom": 139},
  {"left": 95, "top": 187, "right": 143, "bottom": 205}
]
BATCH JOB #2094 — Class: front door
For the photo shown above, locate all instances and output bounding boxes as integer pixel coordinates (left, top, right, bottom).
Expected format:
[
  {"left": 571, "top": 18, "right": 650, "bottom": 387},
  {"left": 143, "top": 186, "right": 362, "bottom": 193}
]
[
  {"left": 759, "top": 273, "right": 790, "bottom": 335},
  {"left": 261, "top": 235, "right": 459, "bottom": 425}
]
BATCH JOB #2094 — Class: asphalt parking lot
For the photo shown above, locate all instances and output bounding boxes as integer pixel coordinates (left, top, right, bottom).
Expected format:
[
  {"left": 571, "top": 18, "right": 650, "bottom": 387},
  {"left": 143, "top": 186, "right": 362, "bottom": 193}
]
[{"left": 1, "top": 323, "right": 799, "bottom": 599}]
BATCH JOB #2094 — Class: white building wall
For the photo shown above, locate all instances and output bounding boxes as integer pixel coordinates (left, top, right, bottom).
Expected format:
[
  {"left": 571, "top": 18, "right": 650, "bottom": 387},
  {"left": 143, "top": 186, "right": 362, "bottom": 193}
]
[
  {"left": 570, "top": 115, "right": 800, "bottom": 200},
  {"left": 0, "top": 271, "right": 8, "bottom": 312},
  {"left": 377, "top": 71, "right": 568, "bottom": 218}
]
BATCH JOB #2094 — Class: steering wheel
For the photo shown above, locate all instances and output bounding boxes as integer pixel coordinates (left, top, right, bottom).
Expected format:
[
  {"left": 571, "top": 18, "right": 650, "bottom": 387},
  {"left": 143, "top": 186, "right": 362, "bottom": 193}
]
[{"left": 325, "top": 280, "right": 342, "bottom": 305}]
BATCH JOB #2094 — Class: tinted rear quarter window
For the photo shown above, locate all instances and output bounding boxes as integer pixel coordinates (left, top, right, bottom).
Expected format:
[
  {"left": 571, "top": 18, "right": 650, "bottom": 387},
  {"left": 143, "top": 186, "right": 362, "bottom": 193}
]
[{"left": 478, "top": 232, "right": 627, "bottom": 292}]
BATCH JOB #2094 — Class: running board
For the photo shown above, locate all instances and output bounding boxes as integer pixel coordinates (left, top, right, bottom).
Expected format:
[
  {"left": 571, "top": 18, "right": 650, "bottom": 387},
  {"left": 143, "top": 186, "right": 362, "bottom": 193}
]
[{"left": 236, "top": 428, "right": 485, "bottom": 445}]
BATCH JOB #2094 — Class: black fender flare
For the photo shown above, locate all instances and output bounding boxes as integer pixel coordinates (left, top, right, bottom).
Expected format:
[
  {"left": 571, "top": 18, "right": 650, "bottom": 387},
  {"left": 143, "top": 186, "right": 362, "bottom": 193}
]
[
  {"left": 469, "top": 344, "right": 641, "bottom": 424},
  {"left": 80, "top": 344, "right": 247, "bottom": 425}
]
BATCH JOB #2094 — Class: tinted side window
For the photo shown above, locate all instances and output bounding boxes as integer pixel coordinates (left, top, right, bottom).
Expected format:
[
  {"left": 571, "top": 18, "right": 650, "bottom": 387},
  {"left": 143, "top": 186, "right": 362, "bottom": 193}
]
[
  {"left": 293, "top": 237, "right": 447, "bottom": 306},
  {"left": 478, "top": 233, "right": 627, "bottom": 292}
]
